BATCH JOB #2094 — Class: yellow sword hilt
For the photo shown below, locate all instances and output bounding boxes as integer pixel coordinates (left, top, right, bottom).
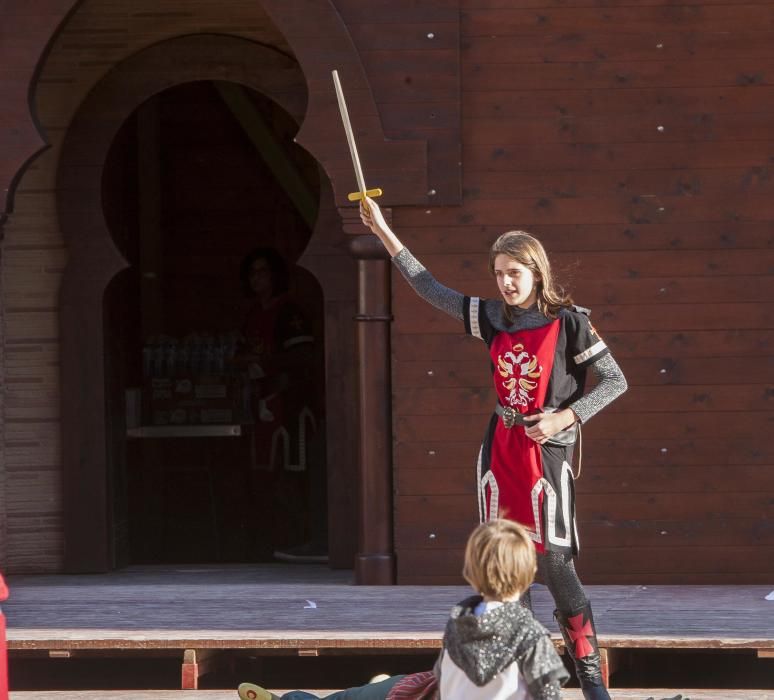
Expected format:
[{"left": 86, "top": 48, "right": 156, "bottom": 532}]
[{"left": 347, "top": 188, "right": 383, "bottom": 202}]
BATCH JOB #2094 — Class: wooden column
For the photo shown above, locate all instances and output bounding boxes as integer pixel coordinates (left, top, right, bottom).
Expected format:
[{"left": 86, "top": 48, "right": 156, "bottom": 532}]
[{"left": 348, "top": 221, "right": 395, "bottom": 585}]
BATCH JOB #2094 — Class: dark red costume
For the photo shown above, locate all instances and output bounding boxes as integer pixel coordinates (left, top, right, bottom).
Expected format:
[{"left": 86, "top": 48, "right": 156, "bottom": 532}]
[
  {"left": 242, "top": 295, "right": 317, "bottom": 471},
  {"left": 465, "top": 296, "right": 609, "bottom": 555}
]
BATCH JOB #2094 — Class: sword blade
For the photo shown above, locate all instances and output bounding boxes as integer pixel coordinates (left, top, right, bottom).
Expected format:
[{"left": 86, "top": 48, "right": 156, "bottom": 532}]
[{"left": 332, "top": 70, "right": 368, "bottom": 197}]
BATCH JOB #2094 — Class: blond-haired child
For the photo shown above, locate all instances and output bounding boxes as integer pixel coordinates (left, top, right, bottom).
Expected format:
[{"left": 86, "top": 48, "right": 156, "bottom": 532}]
[{"left": 436, "top": 519, "right": 569, "bottom": 700}]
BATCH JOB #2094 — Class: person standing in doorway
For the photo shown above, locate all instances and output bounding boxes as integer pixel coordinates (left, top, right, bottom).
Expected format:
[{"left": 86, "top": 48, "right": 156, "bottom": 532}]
[{"left": 238, "top": 248, "right": 327, "bottom": 562}]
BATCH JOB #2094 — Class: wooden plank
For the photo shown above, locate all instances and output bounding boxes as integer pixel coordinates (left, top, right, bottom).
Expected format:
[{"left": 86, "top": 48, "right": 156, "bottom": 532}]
[
  {"left": 394, "top": 411, "right": 773, "bottom": 441},
  {"left": 392, "top": 301, "right": 773, "bottom": 333},
  {"left": 464, "top": 0, "right": 774, "bottom": 6},
  {"left": 397, "top": 221, "right": 773, "bottom": 253},
  {"left": 464, "top": 112, "right": 774, "bottom": 145},
  {"left": 396, "top": 514, "right": 774, "bottom": 550},
  {"left": 404, "top": 191, "right": 774, "bottom": 225},
  {"left": 364, "top": 73, "right": 457, "bottom": 104},
  {"left": 463, "top": 59, "right": 774, "bottom": 92},
  {"left": 349, "top": 22, "right": 460, "bottom": 51},
  {"left": 396, "top": 492, "right": 773, "bottom": 527},
  {"left": 464, "top": 7, "right": 774, "bottom": 36},
  {"left": 392, "top": 329, "right": 770, "bottom": 361},
  {"left": 5, "top": 568, "right": 774, "bottom": 651},
  {"left": 394, "top": 356, "right": 774, "bottom": 387},
  {"left": 394, "top": 273, "right": 774, "bottom": 307},
  {"left": 393, "top": 384, "right": 772, "bottom": 415},
  {"left": 335, "top": 1, "right": 459, "bottom": 23},
  {"left": 448, "top": 191, "right": 774, "bottom": 226},
  {"left": 396, "top": 464, "right": 774, "bottom": 498},
  {"left": 577, "top": 492, "right": 774, "bottom": 528},
  {"left": 390, "top": 249, "right": 770, "bottom": 283},
  {"left": 578, "top": 518, "right": 774, "bottom": 549},
  {"left": 462, "top": 141, "right": 774, "bottom": 172},
  {"left": 360, "top": 49, "right": 457, "bottom": 77},
  {"left": 14, "top": 691, "right": 764, "bottom": 700},
  {"left": 398, "top": 195, "right": 774, "bottom": 228},
  {"left": 394, "top": 437, "right": 773, "bottom": 467},
  {"left": 398, "top": 545, "right": 774, "bottom": 577},
  {"left": 459, "top": 167, "right": 774, "bottom": 200},
  {"left": 463, "top": 31, "right": 774, "bottom": 64},
  {"left": 379, "top": 101, "right": 461, "bottom": 132},
  {"left": 399, "top": 571, "right": 774, "bottom": 586},
  {"left": 466, "top": 85, "right": 774, "bottom": 119},
  {"left": 11, "top": 690, "right": 765, "bottom": 700}
]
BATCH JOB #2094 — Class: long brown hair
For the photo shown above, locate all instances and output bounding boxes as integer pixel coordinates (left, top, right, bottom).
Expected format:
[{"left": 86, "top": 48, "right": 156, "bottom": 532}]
[{"left": 489, "top": 231, "right": 572, "bottom": 319}]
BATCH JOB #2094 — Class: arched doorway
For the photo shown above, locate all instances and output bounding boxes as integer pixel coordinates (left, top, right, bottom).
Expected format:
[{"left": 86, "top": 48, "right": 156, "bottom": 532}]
[
  {"left": 100, "top": 80, "right": 326, "bottom": 564},
  {"left": 57, "top": 35, "right": 359, "bottom": 571}
]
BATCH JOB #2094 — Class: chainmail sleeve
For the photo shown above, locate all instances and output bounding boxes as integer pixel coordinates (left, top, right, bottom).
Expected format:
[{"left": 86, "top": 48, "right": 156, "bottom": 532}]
[
  {"left": 391, "top": 247, "right": 465, "bottom": 321},
  {"left": 569, "top": 353, "right": 627, "bottom": 424}
]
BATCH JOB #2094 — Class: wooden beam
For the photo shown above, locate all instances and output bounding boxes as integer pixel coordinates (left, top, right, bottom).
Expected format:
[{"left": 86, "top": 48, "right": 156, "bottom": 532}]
[
  {"left": 181, "top": 649, "right": 226, "bottom": 690},
  {"left": 214, "top": 81, "right": 318, "bottom": 228}
]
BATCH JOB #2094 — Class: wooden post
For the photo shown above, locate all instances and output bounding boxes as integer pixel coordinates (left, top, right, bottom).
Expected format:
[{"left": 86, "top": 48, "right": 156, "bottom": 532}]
[
  {"left": 599, "top": 647, "right": 620, "bottom": 688},
  {"left": 348, "top": 226, "right": 395, "bottom": 585},
  {"left": 181, "top": 649, "right": 225, "bottom": 690}
]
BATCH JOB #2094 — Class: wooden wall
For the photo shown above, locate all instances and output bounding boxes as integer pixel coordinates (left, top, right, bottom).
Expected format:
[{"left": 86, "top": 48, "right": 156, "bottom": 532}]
[
  {"left": 1, "top": 0, "right": 772, "bottom": 582},
  {"left": 0, "top": 0, "right": 305, "bottom": 573},
  {"left": 386, "top": 2, "right": 774, "bottom": 584}
]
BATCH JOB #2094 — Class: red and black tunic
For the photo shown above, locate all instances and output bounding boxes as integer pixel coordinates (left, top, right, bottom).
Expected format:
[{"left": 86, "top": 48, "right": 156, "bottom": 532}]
[{"left": 464, "top": 297, "right": 609, "bottom": 555}]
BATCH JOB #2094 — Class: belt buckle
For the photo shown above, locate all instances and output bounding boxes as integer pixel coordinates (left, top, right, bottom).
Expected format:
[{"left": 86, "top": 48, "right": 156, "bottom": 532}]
[{"left": 501, "top": 406, "right": 517, "bottom": 429}]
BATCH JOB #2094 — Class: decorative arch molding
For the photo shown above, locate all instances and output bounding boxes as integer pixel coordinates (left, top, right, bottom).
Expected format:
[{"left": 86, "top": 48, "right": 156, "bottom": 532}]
[
  {"left": 0, "top": 0, "right": 79, "bottom": 222},
  {"left": 55, "top": 33, "right": 362, "bottom": 571},
  {"left": 0, "top": 0, "right": 436, "bottom": 579},
  {"left": 0, "top": 0, "right": 429, "bottom": 224},
  {"left": 259, "top": 0, "right": 430, "bottom": 206}
]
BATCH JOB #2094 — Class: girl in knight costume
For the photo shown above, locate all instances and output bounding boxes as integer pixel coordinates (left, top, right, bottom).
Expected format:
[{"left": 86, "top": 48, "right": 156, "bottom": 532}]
[{"left": 360, "top": 198, "right": 627, "bottom": 700}]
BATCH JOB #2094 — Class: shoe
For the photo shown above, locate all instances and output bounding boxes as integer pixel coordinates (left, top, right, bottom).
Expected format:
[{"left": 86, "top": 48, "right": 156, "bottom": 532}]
[
  {"left": 274, "top": 541, "right": 328, "bottom": 564},
  {"left": 238, "top": 682, "right": 279, "bottom": 700}
]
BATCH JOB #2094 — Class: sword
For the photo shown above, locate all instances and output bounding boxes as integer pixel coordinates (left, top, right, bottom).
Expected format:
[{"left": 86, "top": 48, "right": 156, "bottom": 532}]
[{"left": 331, "top": 70, "right": 383, "bottom": 208}]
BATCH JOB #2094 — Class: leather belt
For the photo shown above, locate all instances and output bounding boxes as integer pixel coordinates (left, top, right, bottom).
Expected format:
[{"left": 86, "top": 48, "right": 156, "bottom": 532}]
[
  {"left": 495, "top": 403, "right": 579, "bottom": 447},
  {"left": 494, "top": 403, "right": 536, "bottom": 428}
]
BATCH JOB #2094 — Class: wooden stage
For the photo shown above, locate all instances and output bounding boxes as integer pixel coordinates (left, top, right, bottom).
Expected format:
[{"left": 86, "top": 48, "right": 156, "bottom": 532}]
[
  {"left": 7, "top": 690, "right": 774, "bottom": 699},
  {"left": 4, "top": 565, "right": 774, "bottom": 695}
]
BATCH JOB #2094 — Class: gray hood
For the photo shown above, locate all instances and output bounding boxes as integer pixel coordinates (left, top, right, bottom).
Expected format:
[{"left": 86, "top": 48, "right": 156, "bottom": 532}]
[{"left": 443, "top": 595, "right": 569, "bottom": 692}]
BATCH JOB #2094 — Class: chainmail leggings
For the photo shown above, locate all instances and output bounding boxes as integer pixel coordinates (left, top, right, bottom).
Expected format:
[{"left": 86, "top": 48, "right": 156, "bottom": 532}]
[{"left": 521, "top": 549, "right": 588, "bottom": 613}]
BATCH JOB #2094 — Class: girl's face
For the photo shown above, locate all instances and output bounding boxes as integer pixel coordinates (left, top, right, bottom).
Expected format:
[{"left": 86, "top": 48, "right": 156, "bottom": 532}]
[{"left": 493, "top": 254, "right": 538, "bottom": 308}]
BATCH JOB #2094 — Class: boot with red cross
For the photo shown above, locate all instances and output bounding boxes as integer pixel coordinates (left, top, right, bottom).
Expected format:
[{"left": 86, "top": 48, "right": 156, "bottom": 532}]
[{"left": 555, "top": 601, "right": 610, "bottom": 700}]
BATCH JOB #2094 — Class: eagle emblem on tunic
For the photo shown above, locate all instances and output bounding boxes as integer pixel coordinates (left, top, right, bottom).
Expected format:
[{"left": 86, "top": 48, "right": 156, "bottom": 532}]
[{"left": 497, "top": 343, "right": 543, "bottom": 407}]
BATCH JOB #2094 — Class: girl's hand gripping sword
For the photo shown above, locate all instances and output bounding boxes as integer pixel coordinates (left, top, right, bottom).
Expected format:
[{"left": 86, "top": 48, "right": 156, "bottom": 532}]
[{"left": 332, "top": 70, "right": 383, "bottom": 211}]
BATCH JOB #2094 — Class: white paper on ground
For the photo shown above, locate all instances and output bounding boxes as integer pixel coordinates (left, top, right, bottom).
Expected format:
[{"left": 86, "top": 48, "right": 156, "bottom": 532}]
[
  {"left": 765, "top": 590, "right": 774, "bottom": 601},
  {"left": 304, "top": 599, "right": 317, "bottom": 609}
]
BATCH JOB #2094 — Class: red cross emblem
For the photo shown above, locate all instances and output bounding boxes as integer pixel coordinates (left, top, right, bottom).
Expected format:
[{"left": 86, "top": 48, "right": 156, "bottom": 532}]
[{"left": 567, "top": 612, "right": 595, "bottom": 658}]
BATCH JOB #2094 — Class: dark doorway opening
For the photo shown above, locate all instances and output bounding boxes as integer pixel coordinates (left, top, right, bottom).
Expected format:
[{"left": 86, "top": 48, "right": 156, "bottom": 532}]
[{"left": 102, "top": 80, "right": 326, "bottom": 565}]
